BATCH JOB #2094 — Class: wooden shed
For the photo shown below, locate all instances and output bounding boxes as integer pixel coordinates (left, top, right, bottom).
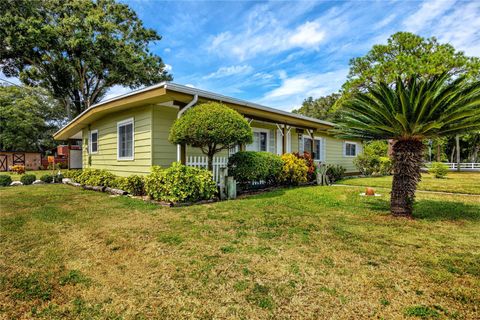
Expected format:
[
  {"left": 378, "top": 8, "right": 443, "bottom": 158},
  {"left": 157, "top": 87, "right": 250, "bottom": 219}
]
[{"left": 0, "top": 151, "right": 42, "bottom": 171}]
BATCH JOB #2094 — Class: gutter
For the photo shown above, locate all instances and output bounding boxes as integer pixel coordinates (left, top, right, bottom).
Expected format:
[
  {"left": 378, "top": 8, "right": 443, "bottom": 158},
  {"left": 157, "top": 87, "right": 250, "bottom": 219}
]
[{"left": 177, "top": 94, "right": 198, "bottom": 162}]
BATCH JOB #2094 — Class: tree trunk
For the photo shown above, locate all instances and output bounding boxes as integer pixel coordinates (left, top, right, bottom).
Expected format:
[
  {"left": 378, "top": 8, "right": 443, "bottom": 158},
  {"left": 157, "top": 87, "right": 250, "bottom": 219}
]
[
  {"left": 390, "top": 139, "right": 424, "bottom": 218},
  {"left": 207, "top": 153, "right": 214, "bottom": 171},
  {"left": 456, "top": 135, "right": 461, "bottom": 172}
]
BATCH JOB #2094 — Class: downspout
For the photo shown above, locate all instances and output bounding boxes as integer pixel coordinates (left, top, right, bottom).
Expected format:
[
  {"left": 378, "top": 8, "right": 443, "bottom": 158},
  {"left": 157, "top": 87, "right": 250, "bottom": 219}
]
[{"left": 177, "top": 94, "right": 198, "bottom": 162}]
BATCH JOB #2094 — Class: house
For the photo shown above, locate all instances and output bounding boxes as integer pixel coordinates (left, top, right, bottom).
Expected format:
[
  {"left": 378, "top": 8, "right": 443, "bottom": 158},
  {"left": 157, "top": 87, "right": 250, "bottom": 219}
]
[{"left": 53, "top": 83, "right": 362, "bottom": 176}]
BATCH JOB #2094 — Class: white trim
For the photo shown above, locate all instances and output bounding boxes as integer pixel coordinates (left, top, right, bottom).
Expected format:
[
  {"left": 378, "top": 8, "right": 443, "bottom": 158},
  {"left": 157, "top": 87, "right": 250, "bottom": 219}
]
[
  {"left": 89, "top": 129, "right": 98, "bottom": 154},
  {"left": 344, "top": 141, "right": 358, "bottom": 157},
  {"left": 117, "top": 118, "right": 135, "bottom": 161},
  {"left": 247, "top": 127, "right": 270, "bottom": 152},
  {"left": 302, "top": 135, "right": 325, "bottom": 161}
]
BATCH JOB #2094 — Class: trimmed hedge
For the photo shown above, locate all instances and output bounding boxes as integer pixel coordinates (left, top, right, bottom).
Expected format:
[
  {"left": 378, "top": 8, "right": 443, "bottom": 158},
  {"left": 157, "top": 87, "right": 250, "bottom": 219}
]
[
  {"left": 74, "top": 169, "right": 116, "bottom": 187},
  {"left": 20, "top": 174, "right": 36, "bottom": 185},
  {"left": 113, "top": 175, "right": 145, "bottom": 196},
  {"left": 145, "top": 163, "right": 217, "bottom": 203},
  {"left": 0, "top": 175, "right": 12, "bottom": 186},
  {"left": 228, "top": 151, "right": 283, "bottom": 187},
  {"left": 40, "top": 174, "right": 53, "bottom": 183}
]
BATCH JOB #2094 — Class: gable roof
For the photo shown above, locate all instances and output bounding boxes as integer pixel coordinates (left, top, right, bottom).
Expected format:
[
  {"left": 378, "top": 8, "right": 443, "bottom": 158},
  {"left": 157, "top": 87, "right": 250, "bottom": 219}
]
[{"left": 54, "top": 82, "right": 336, "bottom": 140}]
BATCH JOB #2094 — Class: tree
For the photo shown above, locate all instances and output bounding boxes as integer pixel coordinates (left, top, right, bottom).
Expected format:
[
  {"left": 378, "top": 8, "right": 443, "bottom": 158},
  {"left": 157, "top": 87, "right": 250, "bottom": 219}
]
[
  {"left": 0, "top": 0, "right": 172, "bottom": 118},
  {"left": 169, "top": 102, "right": 253, "bottom": 170},
  {"left": 0, "top": 85, "right": 65, "bottom": 152},
  {"left": 292, "top": 93, "right": 340, "bottom": 121},
  {"left": 343, "top": 32, "right": 480, "bottom": 94},
  {"left": 335, "top": 74, "right": 480, "bottom": 217}
]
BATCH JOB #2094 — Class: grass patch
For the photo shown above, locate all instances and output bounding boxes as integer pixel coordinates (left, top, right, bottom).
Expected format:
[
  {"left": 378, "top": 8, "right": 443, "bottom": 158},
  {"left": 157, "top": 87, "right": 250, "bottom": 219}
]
[
  {"left": 339, "top": 172, "right": 480, "bottom": 194},
  {"left": 1, "top": 184, "right": 479, "bottom": 319}
]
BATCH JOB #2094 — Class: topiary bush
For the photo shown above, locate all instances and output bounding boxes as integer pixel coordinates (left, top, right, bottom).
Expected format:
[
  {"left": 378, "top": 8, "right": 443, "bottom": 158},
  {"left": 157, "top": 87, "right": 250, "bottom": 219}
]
[
  {"left": 279, "top": 153, "right": 308, "bottom": 185},
  {"left": 428, "top": 162, "right": 449, "bottom": 178},
  {"left": 40, "top": 174, "right": 53, "bottom": 183},
  {"left": 113, "top": 175, "right": 145, "bottom": 196},
  {"left": 228, "top": 151, "right": 283, "bottom": 187},
  {"left": 20, "top": 174, "right": 36, "bottom": 185},
  {"left": 144, "top": 163, "right": 217, "bottom": 203},
  {"left": 326, "top": 164, "right": 346, "bottom": 183},
  {"left": 0, "top": 174, "right": 12, "bottom": 186},
  {"left": 75, "top": 168, "right": 116, "bottom": 187}
]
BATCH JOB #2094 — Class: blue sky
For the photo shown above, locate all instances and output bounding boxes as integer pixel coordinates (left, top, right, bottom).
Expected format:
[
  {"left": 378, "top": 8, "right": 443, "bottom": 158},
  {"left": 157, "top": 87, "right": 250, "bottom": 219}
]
[{"left": 3, "top": 0, "right": 480, "bottom": 111}]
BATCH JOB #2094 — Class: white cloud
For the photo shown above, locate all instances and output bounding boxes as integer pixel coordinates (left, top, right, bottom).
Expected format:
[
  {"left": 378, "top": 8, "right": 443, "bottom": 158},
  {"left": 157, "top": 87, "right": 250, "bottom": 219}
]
[
  {"left": 164, "top": 48, "right": 171, "bottom": 53},
  {"left": 203, "top": 65, "right": 253, "bottom": 79},
  {"left": 403, "top": 0, "right": 480, "bottom": 56},
  {"left": 374, "top": 14, "right": 396, "bottom": 30},
  {"left": 164, "top": 64, "right": 173, "bottom": 72},
  {"left": 257, "top": 68, "right": 349, "bottom": 111},
  {"left": 403, "top": 0, "right": 456, "bottom": 33},
  {"left": 288, "top": 21, "right": 326, "bottom": 47},
  {"left": 102, "top": 85, "right": 132, "bottom": 101}
]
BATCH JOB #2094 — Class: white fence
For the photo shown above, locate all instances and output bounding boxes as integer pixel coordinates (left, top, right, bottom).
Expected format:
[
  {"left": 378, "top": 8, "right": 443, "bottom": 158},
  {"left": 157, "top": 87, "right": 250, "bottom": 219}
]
[
  {"left": 425, "top": 162, "right": 480, "bottom": 171},
  {"left": 186, "top": 156, "right": 228, "bottom": 183}
]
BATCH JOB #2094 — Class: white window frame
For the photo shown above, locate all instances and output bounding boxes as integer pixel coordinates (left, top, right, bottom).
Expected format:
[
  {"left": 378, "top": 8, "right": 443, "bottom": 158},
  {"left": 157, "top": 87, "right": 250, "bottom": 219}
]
[
  {"left": 302, "top": 136, "right": 325, "bottom": 161},
  {"left": 344, "top": 141, "right": 358, "bottom": 157},
  {"left": 117, "top": 118, "right": 135, "bottom": 161},
  {"left": 248, "top": 128, "right": 270, "bottom": 152},
  {"left": 89, "top": 129, "right": 98, "bottom": 154}
]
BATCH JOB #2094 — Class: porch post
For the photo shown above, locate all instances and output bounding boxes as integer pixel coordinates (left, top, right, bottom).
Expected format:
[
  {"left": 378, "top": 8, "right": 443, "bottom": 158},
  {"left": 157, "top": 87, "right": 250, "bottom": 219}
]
[
  {"left": 309, "top": 129, "right": 315, "bottom": 157},
  {"left": 180, "top": 144, "right": 186, "bottom": 164},
  {"left": 282, "top": 125, "right": 287, "bottom": 154}
]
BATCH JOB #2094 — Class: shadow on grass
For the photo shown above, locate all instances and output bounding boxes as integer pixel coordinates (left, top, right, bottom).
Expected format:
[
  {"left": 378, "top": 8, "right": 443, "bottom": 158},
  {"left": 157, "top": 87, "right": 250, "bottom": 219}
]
[{"left": 366, "top": 198, "right": 480, "bottom": 221}]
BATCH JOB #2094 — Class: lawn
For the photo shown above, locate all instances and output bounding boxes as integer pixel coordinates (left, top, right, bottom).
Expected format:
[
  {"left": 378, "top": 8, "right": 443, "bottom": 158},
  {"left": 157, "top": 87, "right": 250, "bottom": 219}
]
[
  {"left": 339, "top": 172, "right": 480, "bottom": 195},
  {"left": 2, "top": 170, "right": 62, "bottom": 181},
  {"left": 1, "top": 184, "right": 479, "bottom": 319}
]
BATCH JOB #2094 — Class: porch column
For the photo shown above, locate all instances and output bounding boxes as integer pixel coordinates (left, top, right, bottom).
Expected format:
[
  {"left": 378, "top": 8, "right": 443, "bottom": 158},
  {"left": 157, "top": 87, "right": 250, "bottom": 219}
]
[
  {"left": 282, "top": 125, "right": 287, "bottom": 154},
  {"left": 180, "top": 144, "right": 186, "bottom": 164},
  {"left": 309, "top": 130, "right": 315, "bottom": 157}
]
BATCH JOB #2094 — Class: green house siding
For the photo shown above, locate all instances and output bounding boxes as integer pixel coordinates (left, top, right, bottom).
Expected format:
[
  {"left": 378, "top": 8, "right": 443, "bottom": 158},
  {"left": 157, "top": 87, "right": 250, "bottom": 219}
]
[{"left": 82, "top": 106, "right": 153, "bottom": 176}]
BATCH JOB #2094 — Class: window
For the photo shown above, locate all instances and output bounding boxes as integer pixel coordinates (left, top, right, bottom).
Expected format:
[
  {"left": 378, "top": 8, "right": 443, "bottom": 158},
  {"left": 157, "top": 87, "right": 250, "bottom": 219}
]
[
  {"left": 344, "top": 142, "right": 357, "bottom": 157},
  {"left": 117, "top": 118, "right": 134, "bottom": 160},
  {"left": 247, "top": 129, "right": 269, "bottom": 152},
  {"left": 89, "top": 130, "right": 98, "bottom": 154},
  {"left": 303, "top": 136, "right": 323, "bottom": 161}
]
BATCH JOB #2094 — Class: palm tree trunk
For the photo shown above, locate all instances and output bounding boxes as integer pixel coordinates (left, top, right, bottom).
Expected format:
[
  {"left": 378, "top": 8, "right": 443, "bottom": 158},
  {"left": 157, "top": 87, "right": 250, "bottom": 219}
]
[{"left": 390, "top": 139, "right": 424, "bottom": 218}]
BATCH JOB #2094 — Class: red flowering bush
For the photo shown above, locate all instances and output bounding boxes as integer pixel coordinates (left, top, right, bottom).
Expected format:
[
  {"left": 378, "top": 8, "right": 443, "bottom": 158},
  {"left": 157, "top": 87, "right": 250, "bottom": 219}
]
[{"left": 293, "top": 152, "right": 316, "bottom": 182}]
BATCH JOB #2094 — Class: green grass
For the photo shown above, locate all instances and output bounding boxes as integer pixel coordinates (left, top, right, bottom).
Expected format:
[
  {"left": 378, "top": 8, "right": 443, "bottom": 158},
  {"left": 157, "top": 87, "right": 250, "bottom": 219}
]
[
  {"left": 339, "top": 172, "right": 480, "bottom": 195},
  {"left": 1, "top": 184, "right": 479, "bottom": 319},
  {"left": 1, "top": 170, "right": 62, "bottom": 181}
]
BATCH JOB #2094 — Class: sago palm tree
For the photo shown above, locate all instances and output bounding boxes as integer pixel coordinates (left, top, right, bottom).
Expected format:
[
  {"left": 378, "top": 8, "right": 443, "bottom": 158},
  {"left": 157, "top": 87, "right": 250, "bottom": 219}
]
[{"left": 336, "top": 74, "right": 480, "bottom": 217}]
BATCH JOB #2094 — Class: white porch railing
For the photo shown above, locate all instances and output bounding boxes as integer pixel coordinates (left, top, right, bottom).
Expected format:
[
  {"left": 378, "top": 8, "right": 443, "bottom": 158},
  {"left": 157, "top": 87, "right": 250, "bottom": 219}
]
[
  {"left": 186, "top": 156, "right": 228, "bottom": 183},
  {"left": 425, "top": 162, "right": 480, "bottom": 170}
]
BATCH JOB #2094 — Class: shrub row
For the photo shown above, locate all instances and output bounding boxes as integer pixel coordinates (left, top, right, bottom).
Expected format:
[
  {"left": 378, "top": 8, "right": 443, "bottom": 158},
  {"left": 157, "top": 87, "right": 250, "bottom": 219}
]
[{"left": 228, "top": 151, "right": 346, "bottom": 188}]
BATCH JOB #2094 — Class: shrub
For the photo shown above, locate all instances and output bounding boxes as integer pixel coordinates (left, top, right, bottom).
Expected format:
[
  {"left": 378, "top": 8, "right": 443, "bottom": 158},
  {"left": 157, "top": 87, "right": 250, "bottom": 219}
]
[
  {"left": 40, "top": 174, "right": 53, "bottom": 183},
  {"left": 428, "top": 162, "right": 449, "bottom": 178},
  {"left": 293, "top": 152, "right": 316, "bottom": 182},
  {"left": 279, "top": 153, "right": 308, "bottom": 185},
  {"left": 20, "top": 174, "right": 36, "bottom": 185},
  {"left": 10, "top": 165, "right": 25, "bottom": 174},
  {"left": 63, "top": 169, "right": 82, "bottom": 181},
  {"left": 353, "top": 141, "right": 391, "bottom": 176},
  {"left": 378, "top": 156, "right": 393, "bottom": 175},
  {"left": 144, "top": 163, "right": 217, "bottom": 203},
  {"left": 0, "top": 174, "right": 12, "bottom": 186},
  {"left": 326, "top": 164, "right": 346, "bottom": 183},
  {"left": 113, "top": 175, "right": 145, "bottom": 196},
  {"left": 228, "top": 151, "right": 283, "bottom": 187},
  {"left": 74, "top": 168, "right": 116, "bottom": 187},
  {"left": 54, "top": 173, "right": 64, "bottom": 183}
]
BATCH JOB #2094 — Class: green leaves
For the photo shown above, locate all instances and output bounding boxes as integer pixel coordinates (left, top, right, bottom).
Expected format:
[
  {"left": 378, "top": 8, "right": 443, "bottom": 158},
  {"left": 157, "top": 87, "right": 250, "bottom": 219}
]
[
  {"left": 335, "top": 74, "right": 480, "bottom": 141},
  {"left": 0, "top": 0, "right": 172, "bottom": 116},
  {"left": 169, "top": 102, "right": 253, "bottom": 159}
]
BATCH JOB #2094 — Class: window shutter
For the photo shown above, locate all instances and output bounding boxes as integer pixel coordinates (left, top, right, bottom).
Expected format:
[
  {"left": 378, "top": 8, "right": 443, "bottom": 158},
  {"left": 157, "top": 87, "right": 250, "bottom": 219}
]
[
  {"left": 269, "top": 129, "right": 275, "bottom": 154},
  {"left": 322, "top": 138, "right": 326, "bottom": 161},
  {"left": 299, "top": 134, "right": 304, "bottom": 154},
  {"left": 343, "top": 141, "right": 346, "bottom": 157}
]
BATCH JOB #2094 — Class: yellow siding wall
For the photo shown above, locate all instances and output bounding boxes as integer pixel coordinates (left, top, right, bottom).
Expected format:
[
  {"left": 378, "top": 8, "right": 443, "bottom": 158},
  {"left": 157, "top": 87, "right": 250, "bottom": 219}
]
[
  {"left": 151, "top": 105, "right": 177, "bottom": 167},
  {"left": 82, "top": 106, "right": 152, "bottom": 176}
]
